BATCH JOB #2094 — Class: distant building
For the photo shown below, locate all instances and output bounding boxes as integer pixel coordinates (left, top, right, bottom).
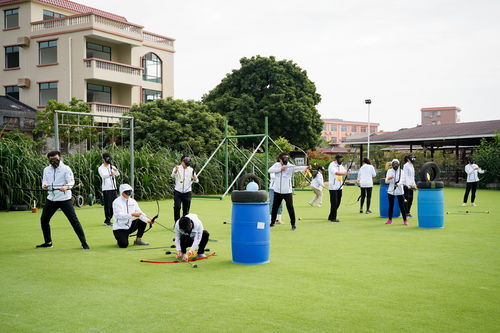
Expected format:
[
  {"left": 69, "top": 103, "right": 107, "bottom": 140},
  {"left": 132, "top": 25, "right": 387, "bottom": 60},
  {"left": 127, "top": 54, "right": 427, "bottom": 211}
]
[
  {"left": 0, "top": 95, "right": 37, "bottom": 136},
  {"left": 321, "top": 119, "right": 379, "bottom": 144},
  {"left": 421, "top": 106, "right": 461, "bottom": 126}
]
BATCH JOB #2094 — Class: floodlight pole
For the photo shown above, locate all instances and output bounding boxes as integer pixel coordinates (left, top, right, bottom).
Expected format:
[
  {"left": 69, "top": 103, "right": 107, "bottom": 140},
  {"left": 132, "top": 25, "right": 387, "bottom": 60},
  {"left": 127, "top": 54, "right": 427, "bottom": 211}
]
[
  {"left": 54, "top": 112, "right": 60, "bottom": 151},
  {"left": 365, "top": 99, "right": 372, "bottom": 159},
  {"left": 264, "top": 116, "right": 269, "bottom": 191},
  {"left": 224, "top": 120, "right": 229, "bottom": 190},
  {"left": 130, "top": 118, "right": 135, "bottom": 190}
]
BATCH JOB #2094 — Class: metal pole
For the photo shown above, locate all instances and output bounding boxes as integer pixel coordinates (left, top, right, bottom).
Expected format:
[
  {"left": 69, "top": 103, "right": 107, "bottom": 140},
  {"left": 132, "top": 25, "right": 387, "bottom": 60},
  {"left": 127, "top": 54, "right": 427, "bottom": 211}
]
[
  {"left": 367, "top": 103, "right": 371, "bottom": 159},
  {"left": 264, "top": 116, "right": 269, "bottom": 191},
  {"left": 54, "top": 112, "right": 59, "bottom": 150},
  {"left": 130, "top": 118, "right": 134, "bottom": 190},
  {"left": 224, "top": 120, "right": 229, "bottom": 191}
]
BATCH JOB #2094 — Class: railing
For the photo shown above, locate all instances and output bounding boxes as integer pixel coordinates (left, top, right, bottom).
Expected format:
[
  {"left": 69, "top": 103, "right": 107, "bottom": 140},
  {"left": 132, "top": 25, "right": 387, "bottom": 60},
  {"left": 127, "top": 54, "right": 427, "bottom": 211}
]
[
  {"left": 86, "top": 102, "right": 130, "bottom": 115},
  {"left": 84, "top": 58, "right": 142, "bottom": 76},
  {"left": 143, "top": 31, "right": 175, "bottom": 47},
  {"left": 31, "top": 14, "right": 91, "bottom": 32},
  {"left": 95, "top": 15, "right": 142, "bottom": 37}
]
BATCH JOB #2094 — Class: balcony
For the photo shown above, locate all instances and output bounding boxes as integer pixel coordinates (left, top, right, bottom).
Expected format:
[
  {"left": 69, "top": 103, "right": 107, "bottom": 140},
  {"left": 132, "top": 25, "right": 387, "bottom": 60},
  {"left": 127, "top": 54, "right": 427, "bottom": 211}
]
[
  {"left": 31, "top": 14, "right": 175, "bottom": 52},
  {"left": 84, "top": 58, "right": 142, "bottom": 85},
  {"left": 86, "top": 102, "right": 130, "bottom": 123}
]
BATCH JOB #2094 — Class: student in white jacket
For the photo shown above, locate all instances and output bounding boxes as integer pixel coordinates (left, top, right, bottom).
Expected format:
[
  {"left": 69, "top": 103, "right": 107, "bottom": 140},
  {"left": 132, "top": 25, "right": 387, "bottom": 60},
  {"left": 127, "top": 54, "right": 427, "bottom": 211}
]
[
  {"left": 36, "top": 151, "right": 89, "bottom": 250},
  {"left": 268, "top": 153, "right": 311, "bottom": 230},
  {"left": 385, "top": 159, "right": 408, "bottom": 225},
  {"left": 174, "top": 213, "right": 210, "bottom": 261},
  {"left": 171, "top": 156, "right": 199, "bottom": 223},
  {"left": 308, "top": 166, "right": 324, "bottom": 207},
  {"left": 357, "top": 158, "right": 377, "bottom": 214},
  {"left": 401, "top": 155, "right": 417, "bottom": 217},
  {"left": 98, "top": 152, "right": 120, "bottom": 226},
  {"left": 463, "top": 156, "right": 485, "bottom": 206},
  {"left": 328, "top": 155, "right": 348, "bottom": 222},
  {"left": 112, "top": 184, "right": 153, "bottom": 248}
]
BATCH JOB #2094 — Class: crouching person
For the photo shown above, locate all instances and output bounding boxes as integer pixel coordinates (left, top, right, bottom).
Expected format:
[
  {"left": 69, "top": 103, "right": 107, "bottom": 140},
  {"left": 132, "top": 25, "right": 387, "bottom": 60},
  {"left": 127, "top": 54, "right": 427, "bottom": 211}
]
[
  {"left": 112, "top": 184, "right": 153, "bottom": 248},
  {"left": 174, "top": 213, "right": 210, "bottom": 261}
]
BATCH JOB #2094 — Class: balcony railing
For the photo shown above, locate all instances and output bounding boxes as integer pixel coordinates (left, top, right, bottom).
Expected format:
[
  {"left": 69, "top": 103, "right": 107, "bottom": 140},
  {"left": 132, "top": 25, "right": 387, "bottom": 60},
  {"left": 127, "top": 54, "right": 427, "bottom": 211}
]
[
  {"left": 31, "top": 13, "right": 91, "bottom": 31},
  {"left": 84, "top": 58, "right": 142, "bottom": 76},
  {"left": 143, "top": 31, "right": 175, "bottom": 48},
  {"left": 86, "top": 102, "right": 130, "bottom": 114}
]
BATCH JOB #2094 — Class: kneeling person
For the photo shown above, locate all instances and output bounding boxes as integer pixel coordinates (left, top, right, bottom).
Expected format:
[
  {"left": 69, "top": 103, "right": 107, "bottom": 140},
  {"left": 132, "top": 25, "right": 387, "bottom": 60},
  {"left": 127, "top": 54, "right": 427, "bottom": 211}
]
[
  {"left": 112, "top": 184, "right": 153, "bottom": 248},
  {"left": 174, "top": 213, "right": 210, "bottom": 261}
]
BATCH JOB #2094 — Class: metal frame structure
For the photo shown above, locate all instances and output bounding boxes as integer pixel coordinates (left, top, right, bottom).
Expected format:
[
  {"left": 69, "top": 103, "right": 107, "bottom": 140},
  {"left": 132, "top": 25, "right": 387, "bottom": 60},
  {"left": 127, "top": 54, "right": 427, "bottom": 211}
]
[{"left": 53, "top": 110, "right": 135, "bottom": 188}]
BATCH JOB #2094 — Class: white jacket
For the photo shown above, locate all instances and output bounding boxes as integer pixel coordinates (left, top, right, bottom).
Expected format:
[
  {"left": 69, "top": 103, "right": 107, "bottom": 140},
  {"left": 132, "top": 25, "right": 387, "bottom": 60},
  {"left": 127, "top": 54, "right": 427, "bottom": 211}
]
[
  {"left": 310, "top": 172, "right": 324, "bottom": 190},
  {"left": 112, "top": 184, "right": 149, "bottom": 231},
  {"left": 465, "top": 164, "right": 484, "bottom": 183},
  {"left": 42, "top": 161, "right": 74, "bottom": 201},
  {"left": 174, "top": 213, "right": 204, "bottom": 252},
  {"left": 98, "top": 163, "right": 120, "bottom": 191},
  {"left": 357, "top": 164, "right": 376, "bottom": 188},
  {"left": 385, "top": 168, "right": 405, "bottom": 196},
  {"left": 268, "top": 162, "right": 308, "bottom": 194},
  {"left": 328, "top": 161, "right": 346, "bottom": 190},
  {"left": 171, "top": 165, "right": 199, "bottom": 193},
  {"left": 401, "top": 162, "right": 416, "bottom": 187}
]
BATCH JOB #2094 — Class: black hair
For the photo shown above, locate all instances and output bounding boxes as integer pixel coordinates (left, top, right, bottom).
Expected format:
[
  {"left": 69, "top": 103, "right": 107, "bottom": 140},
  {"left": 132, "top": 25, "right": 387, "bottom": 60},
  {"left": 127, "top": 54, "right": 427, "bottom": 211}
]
[
  {"left": 180, "top": 155, "right": 187, "bottom": 162},
  {"left": 363, "top": 157, "right": 371, "bottom": 165},
  {"left": 179, "top": 216, "right": 193, "bottom": 232},
  {"left": 312, "top": 166, "right": 324, "bottom": 179},
  {"left": 102, "top": 152, "right": 111, "bottom": 159},
  {"left": 278, "top": 152, "right": 289, "bottom": 161},
  {"left": 47, "top": 151, "right": 61, "bottom": 158}
]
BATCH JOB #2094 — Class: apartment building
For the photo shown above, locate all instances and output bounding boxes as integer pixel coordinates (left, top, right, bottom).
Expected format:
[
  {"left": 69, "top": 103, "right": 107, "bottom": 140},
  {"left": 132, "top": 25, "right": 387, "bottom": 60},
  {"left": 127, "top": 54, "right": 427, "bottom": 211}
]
[
  {"left": 321, "top": 118, "right": 379, "bottom": 143},
  {"left": 1, "top": 0, "right": 174, "bottom": 119},
  {"left": 421, "top": 106, "right": 461, "bottom": 126}
]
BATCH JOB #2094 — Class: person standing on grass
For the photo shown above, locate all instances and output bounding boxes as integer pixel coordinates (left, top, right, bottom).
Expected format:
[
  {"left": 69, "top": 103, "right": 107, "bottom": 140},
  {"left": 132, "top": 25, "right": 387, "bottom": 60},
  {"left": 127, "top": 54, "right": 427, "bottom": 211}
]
[
  {"left": 463, "top": 156, "right": 485, "bottom": 207},
  {"left": 268, "top": 171, "right": 284, "bottom": 224},
  {"left": 308, "top": 166, "right": 325, "bottom": 207},
  {"left": 174, "top": 213, "right": 210, "bottom": 260},
  {"left": 357, "top": 158, "right": 377, "bottom": 214},
  {"left": 328, "top": 155, "right": 348, "bottom": 222},
  {"left": 36, "top": 151, "right": 89, "bottom": 250},
  {"left": 98, "top": 152, "right": 120, "bottom": 226},
  {"left": 112, "top": 184, "right": 153, "bottom": 248},
  {"left": 171, "top": 156, "right": 199, "bottom": 224},
  {"left": 401, "top": 155, "right": 417, "bottom": 218},
  {"left": 268, "top": 153, "right": 311, "bottom": 230},
  {"left": 385, "top": 159, "right": 408, "bottom": 226}
]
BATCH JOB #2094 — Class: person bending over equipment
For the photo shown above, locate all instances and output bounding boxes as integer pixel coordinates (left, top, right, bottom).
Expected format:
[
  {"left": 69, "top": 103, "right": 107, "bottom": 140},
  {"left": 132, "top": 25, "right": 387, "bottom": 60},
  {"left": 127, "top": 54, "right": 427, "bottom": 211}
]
[
  {"left": 328, "top": 154, "right": 348, "bottom": 222},
  {"left": 385, "top": 159, "right": 408, "bottom": 226},
  {"left": 308, "top": 166, "right": 325, "bottom": 207},
  {"left": 112, "top": 184, "right": 153, "bottom": 248},
  {"left": 36, "top": 151, "right": 89, "bottom": 249},
  {"left": 401, "top": 155, "right": 417, "bottom": 217},
  {"left": 174, "top": 213, "right": 210, "bottom": 260},
  {"left": 171, "top": 156, "right": 199, "bottom": 223},
  {"left": 98, "top": 152, "right": 120, "bottom": 226},
  {"left": 357, "top": 158, "right": 376, "bottom": 214},
  {"left": 463, "top": 156, "right": 485, "bottom": 207}
]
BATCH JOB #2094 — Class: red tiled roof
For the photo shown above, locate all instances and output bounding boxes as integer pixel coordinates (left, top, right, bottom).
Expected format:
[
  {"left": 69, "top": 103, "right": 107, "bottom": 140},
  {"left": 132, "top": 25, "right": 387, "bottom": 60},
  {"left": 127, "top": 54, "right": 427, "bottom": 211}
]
[
  {"left": 0, "top": 0, "right": 128, "bottom": 22},
  {"left": 421, "top": 106, "right": 461, "bottom": 111}
]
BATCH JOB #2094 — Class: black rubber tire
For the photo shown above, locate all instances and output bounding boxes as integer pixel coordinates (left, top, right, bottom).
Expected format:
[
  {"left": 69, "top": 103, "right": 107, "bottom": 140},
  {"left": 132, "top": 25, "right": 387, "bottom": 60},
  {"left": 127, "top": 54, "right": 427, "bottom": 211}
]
[
  {"left": 417, "top": 181, "right": 445, "bottom": 189},
  {"left": 419, "top": 162, "right": 441, "bottom": 181},
  {"left": 231, "top": 190, "right": 268, "bottom": 203},
  {"left": 237, "top": 173, "right": 262, "bottom": 190},
  {"left": 75, "top": 195, "right": 84, "bottom": 208}
]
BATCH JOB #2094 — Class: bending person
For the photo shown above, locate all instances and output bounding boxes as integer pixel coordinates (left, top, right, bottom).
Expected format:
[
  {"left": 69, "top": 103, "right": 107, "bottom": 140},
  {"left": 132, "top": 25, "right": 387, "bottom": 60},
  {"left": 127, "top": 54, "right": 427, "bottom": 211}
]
[
  {"left": 357, "top": 158, "right": 376, "bottom": 214},
  {"left": 98, "top": 152, "right": 120, "bottom": 226},
  {"left": 174, "top": 213, "right": 210, "bottom": 260},
  {"left": 171, "top": 156, "right": 199, "bottom": 223},
  {"left": 385, "top": 159, "right": 408, "bottom": 226},
  {"left": 112, "top": 184, "right": 153, "bottom": 248}
]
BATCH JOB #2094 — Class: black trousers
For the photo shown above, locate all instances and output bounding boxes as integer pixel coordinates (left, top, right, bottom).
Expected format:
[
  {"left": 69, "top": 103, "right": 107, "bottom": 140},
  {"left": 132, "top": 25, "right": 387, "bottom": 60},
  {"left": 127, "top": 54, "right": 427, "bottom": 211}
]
[
  {"left": 40, "top": 199, "right": 87, "bottom": 244},
  {"left": 388, "top": 194, "right": 407, "bottom": 220},
  {"left": 403, "top": 186, "right": 414, "bottom": 214},
  {"left": 173, "top": 190, "right": 192, "bottom": 223},
  {"left": 103, "top": 189, "right": 118, "bottom": 223},
  {"left": 113, "top": 219, "right": 147, "bottom": 248},
  {"left": 328, "top": 190, "right": 343, "bottom": 220},
  {"left": 271, "top": 192, "right": 296, "bottom": 226},
  {"left": 179, "top": 230, "right": 210, "bottom": 254},
  {"left": 360, "top": 187, "right": 373, "bottom": 211},
  {"left": 463, "top": 182, "right": 478, "bottom": 203}
]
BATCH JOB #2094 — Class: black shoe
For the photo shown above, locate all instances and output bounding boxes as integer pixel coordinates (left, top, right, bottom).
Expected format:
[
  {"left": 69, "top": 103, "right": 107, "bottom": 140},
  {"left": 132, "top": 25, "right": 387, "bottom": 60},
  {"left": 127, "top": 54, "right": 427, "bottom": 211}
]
[
  {"left": 103, "top": 221, "right": 112, "bottom": 226},
  {"left": 36, "top": 242, "right": 52, "bottom": 248},
  {"left": 82, "top": 243, "right": 90, "bottom": 250},
  {"left": 332, "top": 219, "right": 340, "bottom": 222},
  {"left": 359, "top": 210, "right": 363, "bottom": 213},
  {"left": 291, "top": 225, "right": 296, "bottom": 231},
  {"left": 270, "top": 223, "right": 275, "bottom": 228}
]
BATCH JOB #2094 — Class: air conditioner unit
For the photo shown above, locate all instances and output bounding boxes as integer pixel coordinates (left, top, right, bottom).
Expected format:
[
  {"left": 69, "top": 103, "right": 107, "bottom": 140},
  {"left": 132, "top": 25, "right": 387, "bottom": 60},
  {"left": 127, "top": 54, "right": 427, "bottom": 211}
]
[
  {"left": 17, "top": 78, "right": 30, "bottom": 88},
  {"left": 17, "top": 36, "right": 30, "bottom": 47}
]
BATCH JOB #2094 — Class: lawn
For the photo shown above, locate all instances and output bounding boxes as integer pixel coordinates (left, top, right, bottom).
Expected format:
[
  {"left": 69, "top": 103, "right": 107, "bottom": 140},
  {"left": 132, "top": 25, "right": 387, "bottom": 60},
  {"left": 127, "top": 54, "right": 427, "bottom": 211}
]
[{"left": 0, "top": 187, "right": 499, "bottom": 332}]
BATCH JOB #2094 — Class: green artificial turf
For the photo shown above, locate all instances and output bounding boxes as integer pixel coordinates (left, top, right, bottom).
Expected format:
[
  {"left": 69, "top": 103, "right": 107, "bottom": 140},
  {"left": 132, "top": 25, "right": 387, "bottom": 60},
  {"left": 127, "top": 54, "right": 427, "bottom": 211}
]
[{"left": 0, "top": 187, "right": 499, "bottom": 332}]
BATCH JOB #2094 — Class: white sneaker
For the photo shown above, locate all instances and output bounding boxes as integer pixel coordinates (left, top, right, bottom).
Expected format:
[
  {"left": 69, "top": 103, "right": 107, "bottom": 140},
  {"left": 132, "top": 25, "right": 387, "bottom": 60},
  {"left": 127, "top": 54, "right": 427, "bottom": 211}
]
[
  {"left": 307, "top": 202, "right": 313, "bottom": 207},
  {"left": 471, "top": 203, "right": 477, "bottom": 207},
  {"left": 318, "top": 204, "right": 321, "bottom": 207},
  {"left": 461, "top": 203, "right": 467, "bottom": 207}
]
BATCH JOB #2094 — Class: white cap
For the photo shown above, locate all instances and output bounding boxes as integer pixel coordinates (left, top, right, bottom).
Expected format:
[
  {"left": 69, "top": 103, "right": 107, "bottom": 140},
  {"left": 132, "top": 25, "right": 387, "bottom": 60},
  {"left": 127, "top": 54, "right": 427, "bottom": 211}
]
[
  {"left": 391, "top": 159, "right": 400, "bottom": 164},
  {"left": 119, "top": 183, "right": 133, "bottom": 194}
]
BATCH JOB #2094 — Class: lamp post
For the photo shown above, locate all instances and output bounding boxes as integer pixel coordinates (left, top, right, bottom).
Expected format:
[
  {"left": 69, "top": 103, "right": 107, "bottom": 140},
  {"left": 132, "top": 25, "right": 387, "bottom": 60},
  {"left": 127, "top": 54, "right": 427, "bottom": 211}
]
[{"left": 365, "top": 99, "right": 372, "bottom": 159}]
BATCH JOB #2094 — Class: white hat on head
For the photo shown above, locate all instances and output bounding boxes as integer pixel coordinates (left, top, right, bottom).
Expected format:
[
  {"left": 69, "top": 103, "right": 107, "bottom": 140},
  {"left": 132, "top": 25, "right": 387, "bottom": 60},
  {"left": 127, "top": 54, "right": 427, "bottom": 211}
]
[
  {"left": 119, "top": 183, "right": 133, "bottom": 194},
  {"left": 391, "top": 159, "right": 400, "bottom": 164}
]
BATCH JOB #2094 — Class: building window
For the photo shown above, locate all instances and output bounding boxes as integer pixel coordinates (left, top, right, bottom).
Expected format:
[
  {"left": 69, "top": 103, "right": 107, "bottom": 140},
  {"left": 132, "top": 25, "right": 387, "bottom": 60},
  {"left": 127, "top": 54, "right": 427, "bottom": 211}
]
[
  {"left": 351, "top": 126, "right": 356, "bottom": 132},
  {"left": 4, "top": 116, "right": 19, "bottom": 127},
  {"left": 361, "top": 127, "right": 366, "bottom": 133},
  {"left": 4, "top": 8, "right": 19, "bottom": 29},
  {"left": 86, "top": 42, "right": 111, "bottom": 61},
  {"left": 142, "top": 53, "right": 162, "bottom": 83},
  {"left": 330, "top": 124, "right": 337, "bottom": 131},
  {"left": 87, "top": 83, "right": 111, "bottom": 104},
  {"left": 5, "top": 46, "right": 19, "bottom": 68},
  {"left": 341, "top": 125, "right": 347, "bottom": 132},
  {"left": 331, "top": 137, "right": 337, "bottom": 143},
  {"left": 39, "top": 82, "right": 57, "bottom": 106},
  {"left": 39, "top": 40, "right": 57, "bottom": 64},
  {"left": 5, "top": 85, "right": 19, "bottom": 100},
  {"left": 322, "top": 124, "right": 326, "bottom": 131},
  {"left": 24, "top": 118, "right": 35, "bottom": 128},
  {"left": 142, "top": 89, "right": 162, "bottom": 103},
  {"left": 43, "top": 9, "right": 66, "bottom": 20}
]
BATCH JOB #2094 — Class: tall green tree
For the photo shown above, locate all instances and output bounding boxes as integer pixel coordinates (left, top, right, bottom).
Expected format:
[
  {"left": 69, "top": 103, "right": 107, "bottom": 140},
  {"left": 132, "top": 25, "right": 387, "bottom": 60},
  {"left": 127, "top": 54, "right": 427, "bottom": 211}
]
[
  {"left": 202, "top": 55, "right": 323, "bottom": 150},
  {"left": 475, "top": 135, "right": 500, "bottom": 183},
  {"left": 127, "top": 98, "right": 233, "bottom": 155}
]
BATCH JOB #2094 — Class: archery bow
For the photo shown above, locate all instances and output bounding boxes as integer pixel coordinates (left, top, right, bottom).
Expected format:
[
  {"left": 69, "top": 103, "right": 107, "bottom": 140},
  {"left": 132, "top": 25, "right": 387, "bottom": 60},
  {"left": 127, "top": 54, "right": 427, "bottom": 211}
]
[
  {"left": 339, "top": 148, "right": 357, "bottom": 188},
  {"left": 140, "top": 252, "right": 216, "bottom": 264},
  {"left": 129, "top": 199, "right": 159, "bottom": 237}
]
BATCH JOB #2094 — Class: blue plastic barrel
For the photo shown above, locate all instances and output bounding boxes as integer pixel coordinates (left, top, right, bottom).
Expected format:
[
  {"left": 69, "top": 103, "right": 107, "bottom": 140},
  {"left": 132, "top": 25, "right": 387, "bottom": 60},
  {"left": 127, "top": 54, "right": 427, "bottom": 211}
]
[
  {"left": 417, "top": 189, "right": 444, "bottom": 229},
  {"left": 379, "top": 178, "right": 401, "bottom": 218},
  {"left": 231, "top": 202, "right": 270, "bottom": 265}
]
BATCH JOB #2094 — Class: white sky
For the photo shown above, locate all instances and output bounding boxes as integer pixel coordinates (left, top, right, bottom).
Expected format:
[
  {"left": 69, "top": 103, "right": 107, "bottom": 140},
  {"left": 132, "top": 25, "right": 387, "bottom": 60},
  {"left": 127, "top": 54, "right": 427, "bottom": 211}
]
[{"left": 85, "top": 0, "right": 500, "bottom": 131}]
